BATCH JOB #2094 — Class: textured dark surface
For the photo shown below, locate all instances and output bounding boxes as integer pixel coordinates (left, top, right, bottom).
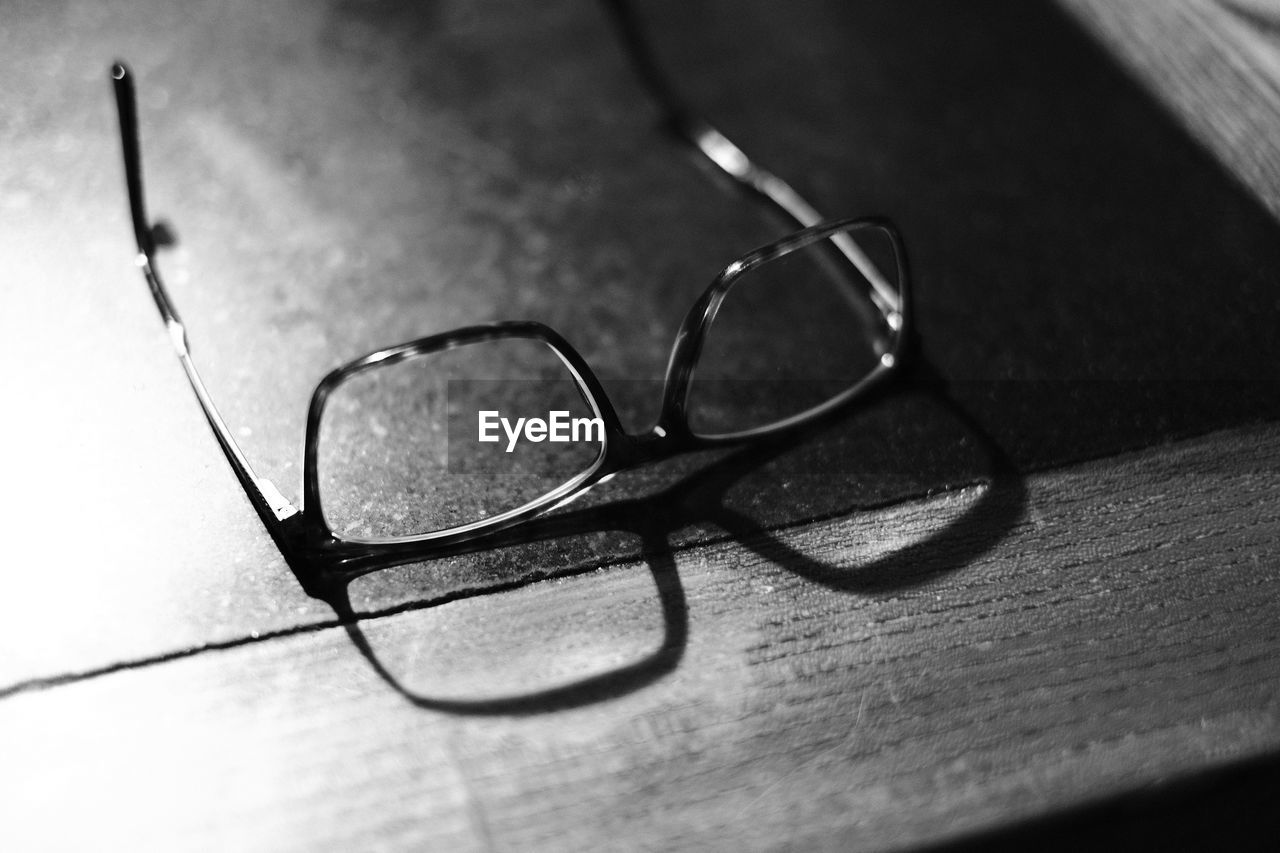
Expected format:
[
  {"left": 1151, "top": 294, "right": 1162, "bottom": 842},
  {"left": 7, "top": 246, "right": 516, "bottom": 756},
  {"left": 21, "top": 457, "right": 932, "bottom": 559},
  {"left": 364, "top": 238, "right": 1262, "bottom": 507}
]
[
  {"left": 5, "top": 0, "right": 1280, "bottom": 685},
  {"left": 3, "top": 0, "right": 1280, "bottom": 847}
]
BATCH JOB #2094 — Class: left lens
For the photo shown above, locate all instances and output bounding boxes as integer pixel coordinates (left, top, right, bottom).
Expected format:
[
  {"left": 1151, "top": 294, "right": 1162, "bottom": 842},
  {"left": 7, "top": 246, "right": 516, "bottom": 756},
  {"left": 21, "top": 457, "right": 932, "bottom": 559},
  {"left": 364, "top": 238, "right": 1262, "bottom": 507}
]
[{"left": 317, "top": 337, "right": 605, "bottom": 542}]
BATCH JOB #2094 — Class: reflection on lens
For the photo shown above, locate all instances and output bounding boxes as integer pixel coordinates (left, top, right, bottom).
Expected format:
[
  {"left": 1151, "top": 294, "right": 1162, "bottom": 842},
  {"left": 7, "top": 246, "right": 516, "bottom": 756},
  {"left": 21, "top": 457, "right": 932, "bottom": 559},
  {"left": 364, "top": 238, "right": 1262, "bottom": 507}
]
[
  {"left": 688, "top": 224, "right": 901, "bottom": 437},
  {"left": 318, "top": 337, "right": 605, "bottom": 541}
]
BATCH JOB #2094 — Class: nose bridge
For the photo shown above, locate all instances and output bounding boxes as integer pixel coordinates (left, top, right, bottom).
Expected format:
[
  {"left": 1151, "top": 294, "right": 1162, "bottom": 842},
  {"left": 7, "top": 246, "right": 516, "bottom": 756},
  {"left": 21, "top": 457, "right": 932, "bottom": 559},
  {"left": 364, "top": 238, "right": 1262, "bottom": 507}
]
[{"left": 610, "top": 422, "right": 683, "bottom": 471}]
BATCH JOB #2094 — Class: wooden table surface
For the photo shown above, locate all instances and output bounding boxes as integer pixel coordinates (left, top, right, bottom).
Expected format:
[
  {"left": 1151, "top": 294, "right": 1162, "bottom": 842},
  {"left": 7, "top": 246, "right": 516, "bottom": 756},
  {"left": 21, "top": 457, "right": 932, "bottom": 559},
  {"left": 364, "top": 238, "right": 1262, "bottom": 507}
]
[{"left": 3, "top": 1, "right": 1280, "bottom": 849}]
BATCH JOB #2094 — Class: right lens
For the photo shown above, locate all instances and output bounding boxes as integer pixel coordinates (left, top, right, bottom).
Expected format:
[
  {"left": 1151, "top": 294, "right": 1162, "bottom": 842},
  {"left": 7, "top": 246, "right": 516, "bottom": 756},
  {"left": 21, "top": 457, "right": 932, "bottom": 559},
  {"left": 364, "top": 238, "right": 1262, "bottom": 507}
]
[
  {"left": 687, "top": 223, "right": 901, "bottom": 438},
  {"left": 317, "top": 337, "right": 605, "bottom": 542}
]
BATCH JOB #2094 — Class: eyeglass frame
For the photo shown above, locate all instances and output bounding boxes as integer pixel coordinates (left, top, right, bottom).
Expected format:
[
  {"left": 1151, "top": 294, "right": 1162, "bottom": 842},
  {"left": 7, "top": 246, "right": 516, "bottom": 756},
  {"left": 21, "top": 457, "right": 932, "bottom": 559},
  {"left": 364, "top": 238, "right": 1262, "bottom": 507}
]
[{"left": 110, "top": 45, "right": 912, "bottom": 587}]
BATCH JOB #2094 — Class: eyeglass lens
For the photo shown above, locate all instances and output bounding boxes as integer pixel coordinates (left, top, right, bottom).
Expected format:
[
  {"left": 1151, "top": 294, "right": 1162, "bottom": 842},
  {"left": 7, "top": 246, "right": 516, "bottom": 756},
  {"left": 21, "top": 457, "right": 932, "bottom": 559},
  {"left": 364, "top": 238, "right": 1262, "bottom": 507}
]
[
  {"left": 317, "top": 337, "right": 605, "bottom": 541},
  {"left": 687, "top": 224, "right": 900, "bottom": 437}
]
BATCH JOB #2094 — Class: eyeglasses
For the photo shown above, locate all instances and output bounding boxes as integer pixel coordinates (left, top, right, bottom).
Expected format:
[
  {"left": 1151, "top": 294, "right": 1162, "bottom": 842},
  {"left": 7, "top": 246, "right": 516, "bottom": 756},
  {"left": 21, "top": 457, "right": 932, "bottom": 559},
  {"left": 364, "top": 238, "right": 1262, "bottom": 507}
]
[{"left": 110, "top": 19, "right": 911, "bottom": 587}]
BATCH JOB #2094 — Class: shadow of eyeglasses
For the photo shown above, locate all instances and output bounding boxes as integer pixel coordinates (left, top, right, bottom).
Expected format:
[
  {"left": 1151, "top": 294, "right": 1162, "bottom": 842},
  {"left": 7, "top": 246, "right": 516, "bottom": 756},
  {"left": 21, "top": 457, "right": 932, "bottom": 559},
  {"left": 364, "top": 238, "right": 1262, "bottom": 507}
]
[{"left": 317, "top": 360, "right": 1025, "bottom": 715}]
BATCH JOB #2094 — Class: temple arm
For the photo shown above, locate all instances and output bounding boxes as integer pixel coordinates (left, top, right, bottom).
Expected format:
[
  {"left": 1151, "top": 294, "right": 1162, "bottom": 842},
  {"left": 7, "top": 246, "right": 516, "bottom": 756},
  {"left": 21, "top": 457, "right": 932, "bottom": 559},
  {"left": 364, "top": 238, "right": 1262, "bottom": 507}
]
[
  {"left": 600, "top": 0, "right": 902, "bottom": 320},
  {"left": 111, "top": 62, "right": 298, "bottom": 523}
]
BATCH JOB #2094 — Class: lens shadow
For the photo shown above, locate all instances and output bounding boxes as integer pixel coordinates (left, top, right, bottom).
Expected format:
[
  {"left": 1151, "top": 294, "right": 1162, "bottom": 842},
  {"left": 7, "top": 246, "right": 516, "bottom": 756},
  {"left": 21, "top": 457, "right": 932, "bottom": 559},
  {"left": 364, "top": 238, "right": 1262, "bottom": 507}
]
[
  {"left": 325, "top": 531, "right": 685, "bottom": 715},
  {"left": 713, "top": 365, "right": 1026, "bottom": 595},
  {"left": 318, "top": 358, "right": 1025, "bottom": 714}
]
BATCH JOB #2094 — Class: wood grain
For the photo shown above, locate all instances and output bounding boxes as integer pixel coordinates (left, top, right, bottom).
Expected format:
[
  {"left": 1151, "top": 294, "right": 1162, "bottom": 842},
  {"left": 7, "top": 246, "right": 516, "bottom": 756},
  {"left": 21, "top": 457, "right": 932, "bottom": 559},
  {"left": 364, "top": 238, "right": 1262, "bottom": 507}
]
[
  {"left": 4, "top": 425, "right": 1279, "bottom": 850},
  {"left": 1058, "top": 0, "right": 1280, "bottom": 216}
]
